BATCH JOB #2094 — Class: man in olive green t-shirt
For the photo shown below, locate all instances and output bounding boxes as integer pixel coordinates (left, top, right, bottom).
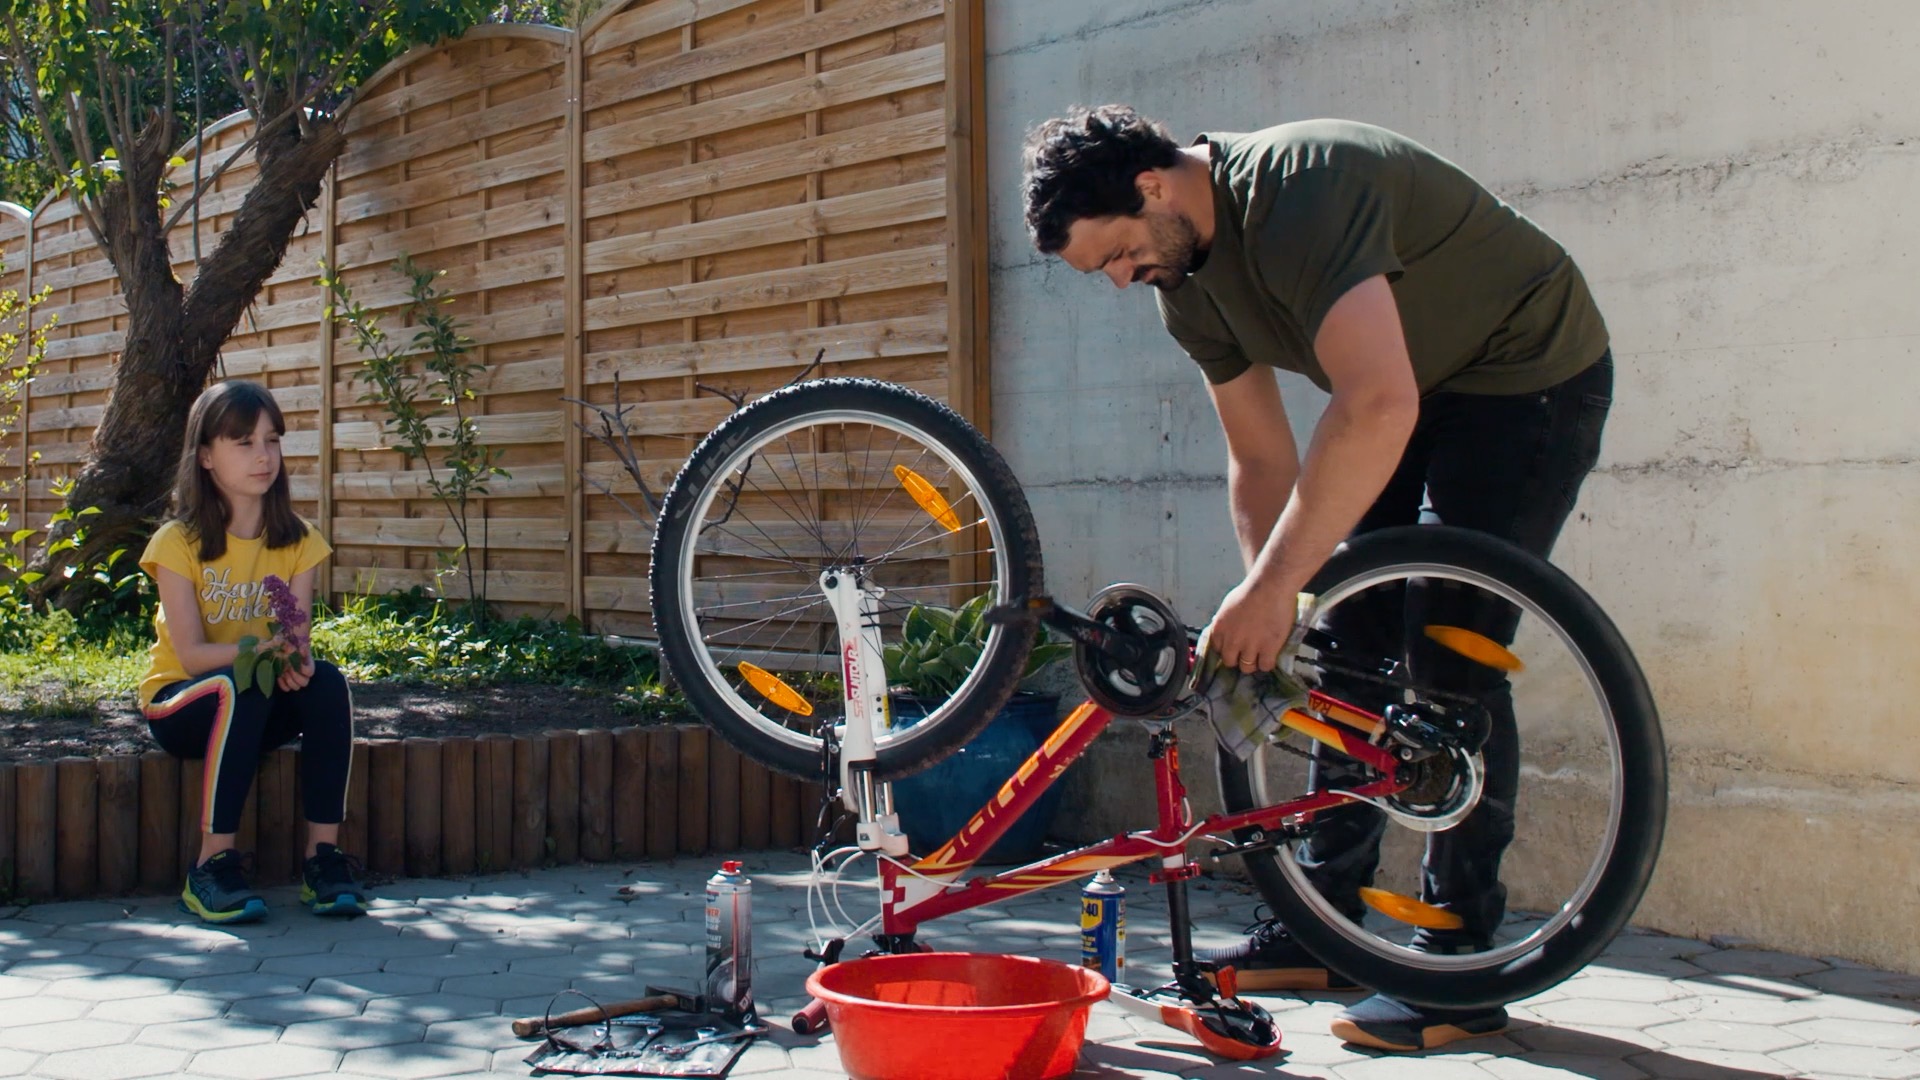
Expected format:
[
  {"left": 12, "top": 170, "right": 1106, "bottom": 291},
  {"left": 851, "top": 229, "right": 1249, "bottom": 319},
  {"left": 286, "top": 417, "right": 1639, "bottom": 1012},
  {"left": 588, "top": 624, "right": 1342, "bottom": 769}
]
[{"left": 1022, "top": 106, "right": 1614, "bottom": 1052}]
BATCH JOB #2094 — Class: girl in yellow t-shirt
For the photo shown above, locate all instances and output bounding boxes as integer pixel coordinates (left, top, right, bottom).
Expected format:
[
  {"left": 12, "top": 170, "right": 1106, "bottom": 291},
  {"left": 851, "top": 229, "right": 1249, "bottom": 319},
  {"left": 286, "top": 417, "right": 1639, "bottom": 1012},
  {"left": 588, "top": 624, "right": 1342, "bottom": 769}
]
[{"left": 139, "top": 380, "right": 367, "bottom": 924}]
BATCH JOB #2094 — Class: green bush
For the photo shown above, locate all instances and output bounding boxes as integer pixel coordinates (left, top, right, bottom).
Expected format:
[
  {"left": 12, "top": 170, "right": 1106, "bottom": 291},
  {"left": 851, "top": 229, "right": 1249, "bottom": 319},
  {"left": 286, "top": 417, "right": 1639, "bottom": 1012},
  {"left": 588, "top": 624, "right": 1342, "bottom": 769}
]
[
  {"left": 0, "top": 494, "right": 155, "bottom": 652},
  {"left": 313, "top": 588, "right": 681, "bottom": 712}
]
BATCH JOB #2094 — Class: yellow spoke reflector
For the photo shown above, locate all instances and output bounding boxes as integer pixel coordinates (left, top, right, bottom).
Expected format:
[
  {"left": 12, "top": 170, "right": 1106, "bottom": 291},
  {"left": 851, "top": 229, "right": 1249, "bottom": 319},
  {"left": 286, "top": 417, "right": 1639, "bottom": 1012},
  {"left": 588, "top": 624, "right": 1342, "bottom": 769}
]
[
  {"left": 1358, "top": 886, "right": 1465, "bottom": 930},
  {"left": 1424, "top": 625, "right": 1523, "bottom": 672},
  {"left": 737, "top": 662, "right": 813, "bottom": 717},
  {"left": 894, "top": 464, "right": 961, "bottom": 533}
]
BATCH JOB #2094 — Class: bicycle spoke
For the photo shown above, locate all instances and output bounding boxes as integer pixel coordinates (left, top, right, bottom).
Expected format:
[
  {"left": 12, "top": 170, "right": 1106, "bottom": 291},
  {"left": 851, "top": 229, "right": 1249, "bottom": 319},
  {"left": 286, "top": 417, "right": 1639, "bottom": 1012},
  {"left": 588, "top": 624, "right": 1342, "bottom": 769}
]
[
  {"left": 693, "top": 590, "right": 828, "bottom": 616},
  {"left": 712, "top": 611, "right": 826, "bottom": 687},
  {"left": 733, "top": 463, "right": 833, "bottom": 556},
  {"left": 861, "top": 442, "right": 944, "bottom": 556},
  {"left": 692, "top": 567, "right": 834, "bottom": 582},
  {"left": 868, "top": 542, "right": 1002, "bottom": 569},
  {"left": 702, "top": 597, "right": 832, "bottom": 642},
  {"left": 699, "top": 521, "right": 822, "bottom": 567},
  {"left": 863, "top": 514, "right": 991, "bottom": 565},
  {"left": 775, "top": 429, "right": 832, "bottom": 552},
  {"left": 844, "top": 426, "right": 910, "bottom": 564},
  {"left": 877, "top": 579, "right": 1003, "bottom": 597},
  {"left": 873, "top": 488, "right": 986, "bottom": 571}
]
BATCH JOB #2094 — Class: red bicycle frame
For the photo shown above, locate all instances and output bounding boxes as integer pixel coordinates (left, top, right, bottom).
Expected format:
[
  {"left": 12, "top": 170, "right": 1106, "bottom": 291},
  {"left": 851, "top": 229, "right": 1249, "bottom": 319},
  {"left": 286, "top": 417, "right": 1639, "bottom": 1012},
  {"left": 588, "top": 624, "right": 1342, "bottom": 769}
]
[{"left": 876, "top": 690, "right": 1405, "bottom": 935}]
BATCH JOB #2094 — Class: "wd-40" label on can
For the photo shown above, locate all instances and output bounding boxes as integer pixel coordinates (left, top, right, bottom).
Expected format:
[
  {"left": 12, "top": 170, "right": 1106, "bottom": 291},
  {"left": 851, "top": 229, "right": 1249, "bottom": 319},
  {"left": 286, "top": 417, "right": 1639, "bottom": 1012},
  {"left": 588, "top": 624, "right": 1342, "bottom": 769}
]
[{"left": 1080, "top": 870, "right": 1125, "bottom": 983}]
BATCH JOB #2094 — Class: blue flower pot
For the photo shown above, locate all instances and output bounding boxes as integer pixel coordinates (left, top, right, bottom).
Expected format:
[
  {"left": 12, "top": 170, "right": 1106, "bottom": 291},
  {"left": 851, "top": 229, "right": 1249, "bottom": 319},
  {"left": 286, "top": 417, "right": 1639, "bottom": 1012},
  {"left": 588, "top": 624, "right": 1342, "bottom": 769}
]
[{"left": 889, "top": 692, "right": 1066, "bottom": 865}]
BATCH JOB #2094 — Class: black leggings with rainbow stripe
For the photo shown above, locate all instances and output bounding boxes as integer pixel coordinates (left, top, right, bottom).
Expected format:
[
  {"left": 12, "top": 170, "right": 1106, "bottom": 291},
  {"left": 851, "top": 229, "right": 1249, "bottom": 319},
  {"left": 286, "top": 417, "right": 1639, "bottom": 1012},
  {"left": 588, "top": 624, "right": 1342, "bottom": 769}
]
[{"left": 143, "top": 660, "right": 353, "bottom": 835}]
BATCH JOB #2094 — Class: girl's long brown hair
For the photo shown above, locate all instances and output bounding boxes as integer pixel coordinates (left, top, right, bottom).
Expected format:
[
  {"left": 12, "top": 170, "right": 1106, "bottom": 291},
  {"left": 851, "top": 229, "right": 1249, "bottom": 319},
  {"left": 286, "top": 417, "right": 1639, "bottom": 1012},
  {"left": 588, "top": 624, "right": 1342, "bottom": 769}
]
[{"left": 172, "top": 380, "right": 308, "bottom": 561}]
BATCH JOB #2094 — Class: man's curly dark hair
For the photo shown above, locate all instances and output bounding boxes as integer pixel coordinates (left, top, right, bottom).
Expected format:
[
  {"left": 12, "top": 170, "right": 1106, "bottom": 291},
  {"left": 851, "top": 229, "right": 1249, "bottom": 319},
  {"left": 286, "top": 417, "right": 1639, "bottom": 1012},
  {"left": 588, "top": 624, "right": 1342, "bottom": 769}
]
[{"left": 1022, "top": 104, "right": 1185, "bottom": 255}]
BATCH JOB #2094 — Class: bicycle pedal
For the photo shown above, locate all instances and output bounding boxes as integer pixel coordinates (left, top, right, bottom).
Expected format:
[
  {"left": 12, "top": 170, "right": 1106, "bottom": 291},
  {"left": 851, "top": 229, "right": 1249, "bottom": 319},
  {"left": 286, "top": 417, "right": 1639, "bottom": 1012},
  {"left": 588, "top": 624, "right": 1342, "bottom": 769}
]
[{"left": 1108, "top": 984, "right": 1282, "bottom": 1061}]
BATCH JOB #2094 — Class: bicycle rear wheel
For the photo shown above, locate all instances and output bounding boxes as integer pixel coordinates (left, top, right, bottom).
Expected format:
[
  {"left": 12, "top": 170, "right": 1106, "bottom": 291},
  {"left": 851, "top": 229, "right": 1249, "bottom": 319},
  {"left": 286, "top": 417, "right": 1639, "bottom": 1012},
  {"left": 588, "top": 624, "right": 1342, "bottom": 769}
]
[
  {"left": 1215, "top": 526, "right": 1666, "bottom": 1008},
  {"left": 649, "top": 379, "right": 1042, "bottom": 780}
]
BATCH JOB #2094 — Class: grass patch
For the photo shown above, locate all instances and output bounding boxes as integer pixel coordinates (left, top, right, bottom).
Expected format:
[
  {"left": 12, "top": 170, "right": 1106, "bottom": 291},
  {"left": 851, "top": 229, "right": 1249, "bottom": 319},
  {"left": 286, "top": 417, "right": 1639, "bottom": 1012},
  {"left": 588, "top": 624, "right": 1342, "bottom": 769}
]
[{"left": 0, "top": 609, "right": 149, "bottom": 717}]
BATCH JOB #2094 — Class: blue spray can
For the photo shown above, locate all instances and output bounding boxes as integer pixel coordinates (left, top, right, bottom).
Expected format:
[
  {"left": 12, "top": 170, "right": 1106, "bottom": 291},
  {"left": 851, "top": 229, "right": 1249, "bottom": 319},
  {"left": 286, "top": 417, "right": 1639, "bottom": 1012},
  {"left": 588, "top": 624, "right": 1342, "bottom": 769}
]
[{"left": 1080, "top": 870, "right": 1126, "bottom": 983}]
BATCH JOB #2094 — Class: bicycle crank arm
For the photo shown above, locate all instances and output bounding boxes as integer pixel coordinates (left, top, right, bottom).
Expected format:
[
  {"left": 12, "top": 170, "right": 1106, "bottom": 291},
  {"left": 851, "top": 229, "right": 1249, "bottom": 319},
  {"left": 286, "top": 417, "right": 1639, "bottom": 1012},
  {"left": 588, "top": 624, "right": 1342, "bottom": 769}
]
[
  {"left": 1107, "top": 984, "right": 1282, "bottom": 1061},
  {"left": 984, "top": 596, "right": 1146, "bottom": 664}
]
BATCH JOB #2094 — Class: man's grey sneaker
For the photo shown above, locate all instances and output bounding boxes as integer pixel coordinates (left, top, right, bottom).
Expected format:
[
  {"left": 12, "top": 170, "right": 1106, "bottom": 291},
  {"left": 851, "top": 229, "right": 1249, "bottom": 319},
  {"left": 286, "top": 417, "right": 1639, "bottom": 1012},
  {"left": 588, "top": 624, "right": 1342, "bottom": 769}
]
[
  {"left": 1196, "top": 916, "right": 1360, "bottom": 992},
  {"left": 179, "top": 849, "right": 268, "bottom": 924},
  {"left": 1330, "top": 992, "right": 1509, "bottom": 1051},
  {"left": 301, "top": 843, "right": 369, "bottom": 916}
]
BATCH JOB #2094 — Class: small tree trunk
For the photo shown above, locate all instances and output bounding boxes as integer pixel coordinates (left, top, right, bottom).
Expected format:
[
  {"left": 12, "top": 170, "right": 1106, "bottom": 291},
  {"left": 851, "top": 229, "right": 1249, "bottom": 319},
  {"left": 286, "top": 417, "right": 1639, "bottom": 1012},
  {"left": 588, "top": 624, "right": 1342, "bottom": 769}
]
[{"left": 30, "top": 115, "right": 346, "bottom": 605}]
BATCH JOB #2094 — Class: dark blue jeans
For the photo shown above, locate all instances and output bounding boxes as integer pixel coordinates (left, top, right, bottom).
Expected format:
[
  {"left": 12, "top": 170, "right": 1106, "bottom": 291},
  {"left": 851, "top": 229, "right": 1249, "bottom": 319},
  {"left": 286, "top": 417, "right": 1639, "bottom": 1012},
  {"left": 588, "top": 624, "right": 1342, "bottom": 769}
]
[{"left": 1296, "top": 352, "right": 1613, "bottom": 950}]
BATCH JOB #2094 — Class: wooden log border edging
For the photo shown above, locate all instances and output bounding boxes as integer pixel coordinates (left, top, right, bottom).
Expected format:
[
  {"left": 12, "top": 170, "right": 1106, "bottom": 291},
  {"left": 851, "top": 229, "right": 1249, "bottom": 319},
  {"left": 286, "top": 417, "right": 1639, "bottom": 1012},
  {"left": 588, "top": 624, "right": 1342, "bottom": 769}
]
[{"left": 0, "top": 724, "right": 808, "bottom": 902}]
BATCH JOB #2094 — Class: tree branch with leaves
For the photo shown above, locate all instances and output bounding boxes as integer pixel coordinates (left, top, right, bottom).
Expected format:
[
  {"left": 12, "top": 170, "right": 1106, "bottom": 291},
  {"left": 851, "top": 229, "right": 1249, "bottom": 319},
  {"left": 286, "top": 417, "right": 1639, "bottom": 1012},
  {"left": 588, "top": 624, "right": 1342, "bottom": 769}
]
[{"left": 0, "top": 0, "right": 501, "bottom": 606}]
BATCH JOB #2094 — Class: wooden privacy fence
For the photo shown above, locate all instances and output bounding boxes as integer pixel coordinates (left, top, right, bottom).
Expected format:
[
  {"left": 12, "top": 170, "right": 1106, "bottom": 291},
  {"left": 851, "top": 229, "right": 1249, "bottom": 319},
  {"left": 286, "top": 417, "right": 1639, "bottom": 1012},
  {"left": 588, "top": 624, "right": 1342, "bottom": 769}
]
[
  {"left": 0, "top": 0, "right": 988, "bottom": 636},
  {"left": 0, "top": 725, "right": 825, "bottom": 901}
]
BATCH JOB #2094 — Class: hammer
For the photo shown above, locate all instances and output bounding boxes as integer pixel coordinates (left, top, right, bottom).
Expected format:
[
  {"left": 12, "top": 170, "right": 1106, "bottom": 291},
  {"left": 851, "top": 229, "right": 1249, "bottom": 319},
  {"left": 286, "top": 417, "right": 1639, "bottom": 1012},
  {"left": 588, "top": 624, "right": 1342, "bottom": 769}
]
[{"left": 511, "top": 985, "right": 704, "bottom": 1038}]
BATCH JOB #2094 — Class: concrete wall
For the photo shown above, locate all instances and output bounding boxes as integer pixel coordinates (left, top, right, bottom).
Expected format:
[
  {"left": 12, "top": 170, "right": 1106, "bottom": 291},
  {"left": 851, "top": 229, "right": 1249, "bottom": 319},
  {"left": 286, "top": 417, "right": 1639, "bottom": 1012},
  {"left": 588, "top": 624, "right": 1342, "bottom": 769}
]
[{"left": 982, "top": 0, "right": 1920, "bottom": 972}]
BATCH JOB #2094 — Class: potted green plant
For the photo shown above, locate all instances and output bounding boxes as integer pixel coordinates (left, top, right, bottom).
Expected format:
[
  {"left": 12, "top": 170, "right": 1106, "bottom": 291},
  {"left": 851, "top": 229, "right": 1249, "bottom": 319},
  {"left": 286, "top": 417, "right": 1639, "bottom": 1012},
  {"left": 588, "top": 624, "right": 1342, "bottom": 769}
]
[{"left": 885, "top": 594, "right": 1073, "bottom": 863}]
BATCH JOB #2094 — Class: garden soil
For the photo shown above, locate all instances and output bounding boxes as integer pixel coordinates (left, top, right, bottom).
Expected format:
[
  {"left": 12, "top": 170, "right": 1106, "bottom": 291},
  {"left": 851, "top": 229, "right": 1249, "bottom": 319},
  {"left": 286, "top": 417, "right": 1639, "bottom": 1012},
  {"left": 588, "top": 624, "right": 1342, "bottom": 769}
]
[{"left": 0, "top": 680, "right": 668, "bottom": 763}]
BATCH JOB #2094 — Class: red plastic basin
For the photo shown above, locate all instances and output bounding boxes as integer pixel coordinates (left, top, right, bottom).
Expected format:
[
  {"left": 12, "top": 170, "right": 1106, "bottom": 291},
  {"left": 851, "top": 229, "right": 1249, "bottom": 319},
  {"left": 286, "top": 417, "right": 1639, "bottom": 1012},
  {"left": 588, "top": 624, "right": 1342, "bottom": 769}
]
[{"left": 805, "top": 952, "right": 1111, "bottom": 1080}]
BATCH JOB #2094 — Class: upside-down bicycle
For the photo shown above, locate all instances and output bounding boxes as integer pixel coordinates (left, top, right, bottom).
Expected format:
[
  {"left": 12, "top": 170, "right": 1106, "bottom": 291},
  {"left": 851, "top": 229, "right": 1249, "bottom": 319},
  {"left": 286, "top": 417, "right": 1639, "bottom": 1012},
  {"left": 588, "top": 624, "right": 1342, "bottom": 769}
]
[{"left": 646, "top": 378, "right": 1667, "bottom": 1059}]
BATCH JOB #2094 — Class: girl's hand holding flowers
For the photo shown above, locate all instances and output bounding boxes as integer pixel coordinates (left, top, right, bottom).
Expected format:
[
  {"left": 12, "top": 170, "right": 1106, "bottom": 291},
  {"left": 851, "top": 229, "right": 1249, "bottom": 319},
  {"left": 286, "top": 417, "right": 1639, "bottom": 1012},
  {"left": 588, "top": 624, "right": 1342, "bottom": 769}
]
[{"left": 236, "top": 575, "right": 312, "bottom": 697}]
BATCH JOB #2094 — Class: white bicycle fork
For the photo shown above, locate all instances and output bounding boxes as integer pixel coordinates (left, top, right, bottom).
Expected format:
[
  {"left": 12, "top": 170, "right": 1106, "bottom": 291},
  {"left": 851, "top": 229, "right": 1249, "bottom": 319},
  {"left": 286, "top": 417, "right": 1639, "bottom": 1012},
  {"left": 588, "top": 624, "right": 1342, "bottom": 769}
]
[{"left": 819, "top": 569, "right": 909, "bottom": 856}]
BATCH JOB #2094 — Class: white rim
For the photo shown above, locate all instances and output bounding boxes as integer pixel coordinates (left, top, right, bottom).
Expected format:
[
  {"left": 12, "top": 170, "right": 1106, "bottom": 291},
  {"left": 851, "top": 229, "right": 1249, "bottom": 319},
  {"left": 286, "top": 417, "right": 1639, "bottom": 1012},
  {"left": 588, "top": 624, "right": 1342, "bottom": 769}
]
[
  {"left": 674, "top": 404, "right": 1016, "bottom": 759},
  {"left": 1250, "top": 561, "right": 1626, "bottom": 972}
]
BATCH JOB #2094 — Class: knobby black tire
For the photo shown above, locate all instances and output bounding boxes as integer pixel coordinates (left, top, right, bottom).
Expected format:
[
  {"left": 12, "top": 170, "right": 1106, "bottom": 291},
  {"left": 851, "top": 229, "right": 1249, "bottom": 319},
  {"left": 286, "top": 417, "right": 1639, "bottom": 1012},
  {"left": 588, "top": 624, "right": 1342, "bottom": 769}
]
[
  {"left": 1216, "top": 525, "right": 1667, "bottom": 1009},
  {"left": 649, "top": 378, "right": 1044, "bottom": 781}
]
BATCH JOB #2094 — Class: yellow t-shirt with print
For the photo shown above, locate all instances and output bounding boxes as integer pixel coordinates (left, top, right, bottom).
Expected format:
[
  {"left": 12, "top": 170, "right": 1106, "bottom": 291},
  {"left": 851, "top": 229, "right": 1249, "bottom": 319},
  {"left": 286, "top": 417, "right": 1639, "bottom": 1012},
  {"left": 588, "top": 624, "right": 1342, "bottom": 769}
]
[{"left": 137, "top": 519, "right": 333, "bottom": 710}]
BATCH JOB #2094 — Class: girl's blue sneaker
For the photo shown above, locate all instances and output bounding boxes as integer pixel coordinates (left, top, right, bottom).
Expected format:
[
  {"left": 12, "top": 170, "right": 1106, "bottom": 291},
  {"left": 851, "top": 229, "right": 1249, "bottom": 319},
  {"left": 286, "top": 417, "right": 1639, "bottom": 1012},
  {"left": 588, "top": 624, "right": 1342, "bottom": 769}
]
[
  {"left": 179, "top": 849, "right": 269, "bottom": 924},
  {"left": 300, "top": 843, "right": 369, "bottom": 916}
]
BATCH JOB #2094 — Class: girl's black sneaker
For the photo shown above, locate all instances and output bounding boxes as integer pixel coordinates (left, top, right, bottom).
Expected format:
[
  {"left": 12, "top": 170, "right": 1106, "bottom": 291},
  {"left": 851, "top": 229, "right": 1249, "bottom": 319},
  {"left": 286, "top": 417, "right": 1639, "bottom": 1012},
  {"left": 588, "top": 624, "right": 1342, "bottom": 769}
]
[
  {"left": 180, "top": 849, "right": 268, "bottom": 924},
  {"left": 300, "top": 843, "right": 369, "bottom": 917}
]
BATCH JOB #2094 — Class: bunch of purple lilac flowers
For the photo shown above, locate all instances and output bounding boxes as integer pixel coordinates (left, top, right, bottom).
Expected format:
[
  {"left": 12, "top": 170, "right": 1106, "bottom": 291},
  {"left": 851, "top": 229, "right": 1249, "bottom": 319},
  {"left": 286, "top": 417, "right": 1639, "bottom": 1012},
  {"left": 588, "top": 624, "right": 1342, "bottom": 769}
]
[
  {"left": 262, "top": 574, "right": 308, "bottom": 660},
  {"left": 236, "top": 574, "right": 309, "bottom": 697}
]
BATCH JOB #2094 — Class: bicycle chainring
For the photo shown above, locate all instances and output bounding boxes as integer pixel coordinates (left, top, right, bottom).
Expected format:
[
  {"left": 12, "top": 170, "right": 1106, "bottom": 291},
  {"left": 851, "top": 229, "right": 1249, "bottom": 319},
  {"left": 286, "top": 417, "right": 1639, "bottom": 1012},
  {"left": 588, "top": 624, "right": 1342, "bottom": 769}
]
[{"left": 1074, "top": 584, "right": 1191, "bottom": 717}]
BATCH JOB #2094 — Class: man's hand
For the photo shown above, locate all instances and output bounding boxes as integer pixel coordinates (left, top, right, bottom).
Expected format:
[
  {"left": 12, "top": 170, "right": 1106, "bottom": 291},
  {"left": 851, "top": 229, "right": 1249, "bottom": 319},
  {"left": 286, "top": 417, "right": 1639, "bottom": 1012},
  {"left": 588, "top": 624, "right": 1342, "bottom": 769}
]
[{"left": 1199, "top": 576, "right": 1297, "bottom": 674}]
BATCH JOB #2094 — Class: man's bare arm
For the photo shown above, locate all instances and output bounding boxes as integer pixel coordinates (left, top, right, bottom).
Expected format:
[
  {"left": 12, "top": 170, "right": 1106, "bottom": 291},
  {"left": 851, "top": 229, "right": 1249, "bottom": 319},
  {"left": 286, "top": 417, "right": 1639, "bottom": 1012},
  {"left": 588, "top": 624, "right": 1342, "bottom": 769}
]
[
  {"left": 1202, "top": 274, "right": 1420, "bottom": 670},
  {"left": 1207, "top": 365, "right": 1301, "bottom": 572}
]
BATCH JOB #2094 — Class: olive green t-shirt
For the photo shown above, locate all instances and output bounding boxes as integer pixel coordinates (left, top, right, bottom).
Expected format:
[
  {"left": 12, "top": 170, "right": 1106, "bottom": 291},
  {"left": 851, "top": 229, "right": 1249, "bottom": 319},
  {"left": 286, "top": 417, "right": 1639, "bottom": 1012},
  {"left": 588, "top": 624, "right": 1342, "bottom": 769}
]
[{"left": 1156, "top": 120, "right": 1608, "bottom": 395}]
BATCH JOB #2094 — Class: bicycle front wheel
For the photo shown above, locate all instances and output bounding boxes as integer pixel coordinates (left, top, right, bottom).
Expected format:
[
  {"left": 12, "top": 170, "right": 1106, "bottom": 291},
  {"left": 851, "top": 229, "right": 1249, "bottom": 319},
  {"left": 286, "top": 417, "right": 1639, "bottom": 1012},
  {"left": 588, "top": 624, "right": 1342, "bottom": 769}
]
[
  {"left": 1216, "top": 526, "right": 1667, "bottom": 1008},
  {"left": 649, "top": 379, "right": 1043, "bottom": 780}
]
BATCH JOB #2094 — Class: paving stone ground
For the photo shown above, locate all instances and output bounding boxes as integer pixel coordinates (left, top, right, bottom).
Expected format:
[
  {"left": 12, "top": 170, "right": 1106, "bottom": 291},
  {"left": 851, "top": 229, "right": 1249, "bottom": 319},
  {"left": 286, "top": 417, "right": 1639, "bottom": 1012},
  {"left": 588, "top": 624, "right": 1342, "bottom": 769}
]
[{"left": 2, "top": 852, "right": 1915, "bottom": 1079}]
